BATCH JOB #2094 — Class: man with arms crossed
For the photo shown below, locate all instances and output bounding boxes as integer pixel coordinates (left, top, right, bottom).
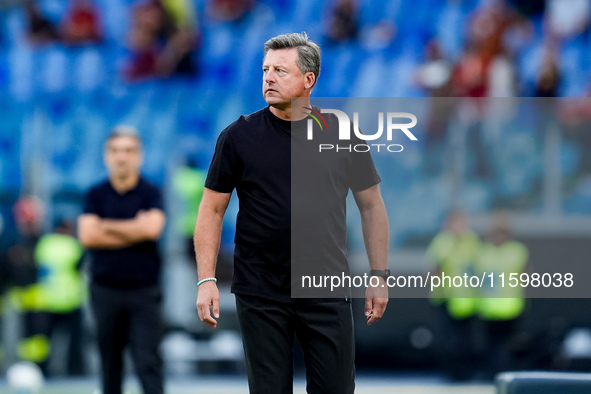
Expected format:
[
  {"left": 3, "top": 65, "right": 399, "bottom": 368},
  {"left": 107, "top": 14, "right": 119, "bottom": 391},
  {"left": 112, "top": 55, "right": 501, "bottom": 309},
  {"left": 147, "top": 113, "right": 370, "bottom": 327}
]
[
  {"left": 78, "top": 127, "right": 166, "bottom": 394},
  {"left": 195, "top": 33, "right": 389, "bottom": 394}
]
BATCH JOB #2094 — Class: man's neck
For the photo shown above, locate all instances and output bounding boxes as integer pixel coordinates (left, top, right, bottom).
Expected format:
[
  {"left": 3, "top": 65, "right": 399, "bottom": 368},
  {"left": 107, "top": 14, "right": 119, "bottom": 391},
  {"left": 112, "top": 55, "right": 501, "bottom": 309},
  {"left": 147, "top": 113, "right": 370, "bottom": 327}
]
[
  {"left": 270, "top": 99, "right": 311, "bottom": 121},
  {"left": 110, "top": 172, "right": 139, "bottom": 194}
]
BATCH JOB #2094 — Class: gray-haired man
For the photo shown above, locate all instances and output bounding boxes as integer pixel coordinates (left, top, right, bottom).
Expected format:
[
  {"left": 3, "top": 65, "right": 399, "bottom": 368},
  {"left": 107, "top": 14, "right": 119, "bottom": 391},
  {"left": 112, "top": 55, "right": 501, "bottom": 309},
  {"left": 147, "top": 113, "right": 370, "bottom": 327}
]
[{"left": 195, "top": 33, "right": 389, "bottom": 393}]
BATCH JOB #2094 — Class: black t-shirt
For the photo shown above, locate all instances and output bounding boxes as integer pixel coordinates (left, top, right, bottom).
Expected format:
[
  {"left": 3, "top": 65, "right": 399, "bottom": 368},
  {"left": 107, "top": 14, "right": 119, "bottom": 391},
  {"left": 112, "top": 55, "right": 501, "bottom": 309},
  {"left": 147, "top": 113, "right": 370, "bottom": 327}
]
[
  {"left": 206, "top": 106, "right": 381, "bottom": 302},
  {"left": 83, "top": 177, "right": 163, "bottom": 288}
]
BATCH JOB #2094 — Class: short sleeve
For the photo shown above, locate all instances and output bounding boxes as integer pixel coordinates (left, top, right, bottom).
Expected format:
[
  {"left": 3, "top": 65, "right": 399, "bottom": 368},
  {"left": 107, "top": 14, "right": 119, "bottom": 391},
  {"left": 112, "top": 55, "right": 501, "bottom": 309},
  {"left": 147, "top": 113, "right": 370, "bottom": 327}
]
[
  {"left": 347, "top": 137, "right": 381, "bottom": 192},
  {"left": 205, "top": 128, "right": 243, "bottom": 193},
  {"left": 83, "top": 187, "right": 100, "bottom": 215},
  {"left": 145, "top": 184, "right": 164, "bottom": 211}
]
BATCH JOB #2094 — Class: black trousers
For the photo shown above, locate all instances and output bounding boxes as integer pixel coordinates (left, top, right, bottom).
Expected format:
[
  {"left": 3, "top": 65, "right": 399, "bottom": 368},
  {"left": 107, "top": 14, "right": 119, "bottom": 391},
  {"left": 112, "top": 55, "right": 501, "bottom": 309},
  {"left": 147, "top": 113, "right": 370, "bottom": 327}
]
[
  {"left": 437, "top": 305, "right": 476, "bottom": 381},
  {"left": 90, "top": 282, "right": 164, "bottom": 394},
  {"left": 38, "top": 309, "right": 85, "bottom": 375},
  {"left": 235, "top": 294, "right": 355, "bottom": 394},
  {"left": 479, "top": 318, "right": 520, "bottom": 377}
]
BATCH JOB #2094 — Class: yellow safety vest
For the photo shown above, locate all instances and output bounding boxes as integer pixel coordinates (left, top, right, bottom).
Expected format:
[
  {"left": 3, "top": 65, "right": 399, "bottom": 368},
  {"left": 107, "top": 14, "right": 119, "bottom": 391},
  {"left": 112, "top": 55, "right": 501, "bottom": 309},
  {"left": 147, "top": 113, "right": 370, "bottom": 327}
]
[
  {"left": 475, "top": 241, "right": 528, "bottom": 320},
  {"left": 34, "top": 233, "right": 86, "bottom": 313},
  {"left": 172, "top": 166, "right": 206, "bottom": 237},
  {"left": 426, "top": 230, "right": 481, "bottom": 319}
]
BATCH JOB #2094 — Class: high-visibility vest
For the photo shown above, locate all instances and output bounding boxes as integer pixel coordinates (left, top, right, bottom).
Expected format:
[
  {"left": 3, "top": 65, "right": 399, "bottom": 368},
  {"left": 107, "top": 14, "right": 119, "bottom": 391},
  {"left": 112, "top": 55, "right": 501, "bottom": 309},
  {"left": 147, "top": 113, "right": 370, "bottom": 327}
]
[
  {"left": 475, "top": 240, "right": 528, "bottom": 320},
  {"left": 426, "top": 230, "right": 481, "bottom": 319},
  {"left": 161, "top": 0, "right": 196, "bottom": 28},
  {"left": 34, "top": 233, "right": 86, "bottom": 313},
  {"left": 172, "top": 166, "right": 206, "bottom": 237}
]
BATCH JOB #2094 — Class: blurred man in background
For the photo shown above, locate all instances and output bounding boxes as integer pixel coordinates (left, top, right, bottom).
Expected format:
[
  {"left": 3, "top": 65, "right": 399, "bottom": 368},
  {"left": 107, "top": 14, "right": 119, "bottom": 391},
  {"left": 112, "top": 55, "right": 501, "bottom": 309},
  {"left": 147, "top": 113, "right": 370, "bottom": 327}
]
[
  {"left": 171, "top": 157, "right": 206, "bottom": 263},
  {"left": 78, "top": 126, "right": 166, "bottom": 394},
  {"left": 475, "top": 211, "right": 529, "bottom": 378},
  {"left": 60, "top": 0, "right": 102, "bottom": 46},
  {"left": 426, "top": 209, "right": 481, "bottom": 381},
  {"left": 24, "top": 0, "right": 59, "bottom": 45},
  {"left": 34, "top": 219, "right": 86, "bottom": 376},
  {"left": 194, "top": 32, "right": 389, "bottom": 394},
  {"left": 8, "top": 196, "right": 47, "bottom": 371}
]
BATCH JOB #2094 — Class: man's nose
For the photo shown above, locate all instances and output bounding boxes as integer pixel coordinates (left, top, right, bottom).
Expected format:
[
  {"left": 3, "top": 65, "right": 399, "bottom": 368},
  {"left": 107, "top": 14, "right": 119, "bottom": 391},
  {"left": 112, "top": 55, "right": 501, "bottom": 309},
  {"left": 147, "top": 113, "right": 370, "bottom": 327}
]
[{"left": 265, "top": 69, "right": 276, "bottom": 83}]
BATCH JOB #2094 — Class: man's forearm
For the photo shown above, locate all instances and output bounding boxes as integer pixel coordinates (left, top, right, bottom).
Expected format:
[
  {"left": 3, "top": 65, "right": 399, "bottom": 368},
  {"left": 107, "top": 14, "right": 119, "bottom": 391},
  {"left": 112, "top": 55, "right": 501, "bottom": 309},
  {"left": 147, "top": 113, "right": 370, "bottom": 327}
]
[
  {"left": 78, "top": 214, "right": 135, "bottom": 249},
  {"left": 102, "top": 210, "right": 165, "bottom": 243},
  {"left": 102, "top": 218, "right": 147, "bottom": 243},
  {"left": 194, "top": 210, "right": 224, "bottom": 280},
  {"left": 358, "top": 191, "right": 390, "bottom": 324},
  {"left": 360, "top": 203, "right": 389, "bottom": 270},
  {"left": 84, "top": 231, "right": 134, "bottom": 249}
]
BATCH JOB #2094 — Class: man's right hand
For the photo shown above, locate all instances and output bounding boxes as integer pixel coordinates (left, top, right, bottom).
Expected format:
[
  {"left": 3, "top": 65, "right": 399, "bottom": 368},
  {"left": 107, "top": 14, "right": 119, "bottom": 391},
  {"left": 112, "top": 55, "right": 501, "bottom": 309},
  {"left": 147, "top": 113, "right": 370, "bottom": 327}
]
[{"left": 196, "top": 281, "right": 220, "bottom": 328}]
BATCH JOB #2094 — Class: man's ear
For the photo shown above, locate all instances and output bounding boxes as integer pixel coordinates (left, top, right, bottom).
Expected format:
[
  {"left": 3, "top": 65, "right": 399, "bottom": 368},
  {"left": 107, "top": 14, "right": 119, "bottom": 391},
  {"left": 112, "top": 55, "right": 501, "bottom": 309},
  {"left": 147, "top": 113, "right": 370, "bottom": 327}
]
[{"left": 304, "top": 72, "right": 316, "bottom": 90}]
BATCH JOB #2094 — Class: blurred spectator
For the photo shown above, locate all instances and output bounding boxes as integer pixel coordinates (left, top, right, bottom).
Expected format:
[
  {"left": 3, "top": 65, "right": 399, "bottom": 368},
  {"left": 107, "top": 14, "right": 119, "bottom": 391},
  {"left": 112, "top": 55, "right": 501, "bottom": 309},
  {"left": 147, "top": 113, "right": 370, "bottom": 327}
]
[
  {"left": 475, "top": 211, "right": 529, "bottom": 378},
  {"left": 125, "top": 22, "right": 159, "bottom": 80},
  {"left": 416, "top": 39, "right": 453, "bottom": 97},
  {"left": 415, "top": 39, "right": 455, "bottom": 176},
  {"left": 125, "top": 0, "right": 198, "bottom": 81},
  {"left": 453, "top": 0, "right": 518, "bottom": 97},
  {"left": 468, "top": 0, "right": 516, "bottom": 62},
  {"left": 171, "top": 158, "right": 206, "bottom": 263},
  {"left": 34, "top": 219, "right": 86, "bottom": 376},
  {"left": 535, "top": 50, "right": 561, "bottom": 97},
  {"left": 507, "top": 0, "right": 545, "bottom": 18},
  {"left": 134, "top": 0, "right": 177, "bottom": 43},
  {"left": 7, "top": 196, "right": 48, "bottom": 371},
  {"left": 487, "top": 55, "right": 516, "bottom": 97},
  {"left": 206, "top": 0, "right": 255, "bottom": 22},
  {"left": 325, "top": 0, "right": 358, "bottom": 44},
  {"left": 426, "top": 210, "right": 481, "bottom": 381},
  {"left": 8, "top": 196, "right": 44, "bottom": 291},
  {"left": 60, "top": 0, "right": 102, "bottom": 46},
  {"left": 24, "top": 0, "right": 59, "bottom": 45},
  {"left": 452, "top": 42, "right": 490, "bottom": 97},
  {"left": 125, "top": 0, "right": 175, "bottom": 80},
  {"left": 161, "top": 0, "right": 199, "bottom": 76},
  {"left": 451, "top": 2, "right": 521, "bottom": 178},
  {"left": 157, "top": 25, "right": 197, "bottom": 76},
  {"left": 452, "top": 44, "right": 517, "bottom": 98}
]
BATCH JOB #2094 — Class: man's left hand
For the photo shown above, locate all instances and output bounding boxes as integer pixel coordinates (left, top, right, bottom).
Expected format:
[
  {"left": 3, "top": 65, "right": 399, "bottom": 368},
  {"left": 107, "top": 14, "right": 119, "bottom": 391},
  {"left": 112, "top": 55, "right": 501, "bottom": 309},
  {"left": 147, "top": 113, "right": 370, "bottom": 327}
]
[{"left": 364, "top": 277, "right": 388, "bottom": 325}]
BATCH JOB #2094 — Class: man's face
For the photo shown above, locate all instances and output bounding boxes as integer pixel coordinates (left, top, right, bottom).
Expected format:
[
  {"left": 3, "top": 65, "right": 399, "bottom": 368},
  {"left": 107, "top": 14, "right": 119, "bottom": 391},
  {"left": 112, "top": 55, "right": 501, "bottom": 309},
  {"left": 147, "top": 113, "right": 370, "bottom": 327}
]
[
  {"left": 262, "top": 48, "right": 312, "bottom": 108},
  {"left": 447, "top": 213, "right": 467, "bottom": 235},
  {"left": 104, "top": 136, "right": 142, "bottom": 178}
]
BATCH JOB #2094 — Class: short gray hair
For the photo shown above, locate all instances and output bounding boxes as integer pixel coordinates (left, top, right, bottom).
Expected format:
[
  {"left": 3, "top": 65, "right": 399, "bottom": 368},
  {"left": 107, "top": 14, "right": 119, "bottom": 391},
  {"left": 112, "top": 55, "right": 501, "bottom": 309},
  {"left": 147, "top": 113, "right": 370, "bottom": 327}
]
[
  {"left": 264, "top": 32, "right": 321, "bottom": 86},
  {"left": 104, "top": 125, "right": 142, "bottom": 150}
]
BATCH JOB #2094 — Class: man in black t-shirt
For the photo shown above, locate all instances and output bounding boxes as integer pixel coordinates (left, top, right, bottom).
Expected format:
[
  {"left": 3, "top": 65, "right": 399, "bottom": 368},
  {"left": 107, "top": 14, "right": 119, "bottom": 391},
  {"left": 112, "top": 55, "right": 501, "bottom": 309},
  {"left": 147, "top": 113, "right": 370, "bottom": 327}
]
[
  {"left": 78, "top": 126, "right": 166, "bottom": 394},
  {"left": 195, "top": 33, "right": 389, "bottom": 394}
]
